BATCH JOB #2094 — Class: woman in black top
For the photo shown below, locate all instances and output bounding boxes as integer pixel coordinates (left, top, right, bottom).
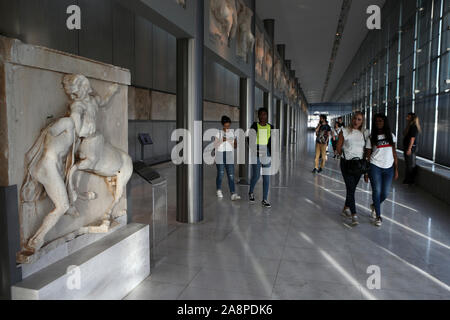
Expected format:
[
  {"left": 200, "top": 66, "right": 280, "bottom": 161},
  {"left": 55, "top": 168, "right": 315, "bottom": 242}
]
[{"left": 403, "top": 113, "right": 421, "bottom": 185}]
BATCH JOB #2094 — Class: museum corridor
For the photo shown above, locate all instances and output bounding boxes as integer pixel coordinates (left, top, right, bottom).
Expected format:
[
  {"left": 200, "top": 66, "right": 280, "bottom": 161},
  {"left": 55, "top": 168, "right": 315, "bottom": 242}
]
[
  {"left": 1, "top": 0, "right": 450, "bottom": 303},
  {"left": 124, "top": 135, "right": 450, "bottom": 300}
]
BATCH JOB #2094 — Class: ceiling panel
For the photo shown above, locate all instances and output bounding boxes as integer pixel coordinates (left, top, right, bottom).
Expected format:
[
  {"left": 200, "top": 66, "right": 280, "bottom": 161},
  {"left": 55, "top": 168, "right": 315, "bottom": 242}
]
[{"left": 256, "top": 0, "right": 386, "bottom": 103}]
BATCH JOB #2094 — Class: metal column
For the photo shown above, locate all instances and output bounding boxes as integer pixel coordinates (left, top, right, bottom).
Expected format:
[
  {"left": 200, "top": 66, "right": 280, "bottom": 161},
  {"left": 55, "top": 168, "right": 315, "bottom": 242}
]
[{"left": 176, "top": 0, "right": 204, "bottom": 224}]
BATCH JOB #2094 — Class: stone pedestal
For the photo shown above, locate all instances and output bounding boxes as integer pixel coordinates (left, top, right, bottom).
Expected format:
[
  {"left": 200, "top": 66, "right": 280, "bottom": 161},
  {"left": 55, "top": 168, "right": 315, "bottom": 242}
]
[{"left": 11, "top": 223, "right": 150, "bottom": 300}]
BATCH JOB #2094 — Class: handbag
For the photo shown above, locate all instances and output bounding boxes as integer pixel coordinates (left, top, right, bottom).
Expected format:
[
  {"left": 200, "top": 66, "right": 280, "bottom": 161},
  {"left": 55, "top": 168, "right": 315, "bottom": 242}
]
[{"left": 342, "top": 131, "right": 370, "bottom": 176}]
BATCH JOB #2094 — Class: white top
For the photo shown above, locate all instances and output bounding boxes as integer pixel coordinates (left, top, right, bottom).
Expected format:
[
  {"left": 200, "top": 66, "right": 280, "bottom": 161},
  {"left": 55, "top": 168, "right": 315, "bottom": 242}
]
[
  {"left": 366, "top": 134, "right": 397, "bottom": 169},
  {"left": 215, "top": 129, "right": 235, "bottom": 152},
  {"left": 342, "top": 128, "right": 370, "bottom": 160}
]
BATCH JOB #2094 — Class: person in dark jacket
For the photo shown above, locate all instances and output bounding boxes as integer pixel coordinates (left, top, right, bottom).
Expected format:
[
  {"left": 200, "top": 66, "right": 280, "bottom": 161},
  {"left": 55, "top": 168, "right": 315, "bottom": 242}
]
[
  {"left": 403, "top": 113, "right": 421, "bottom": 185},
  {"left": 249, "top": 108, "right": 274, "bottom": 208}
]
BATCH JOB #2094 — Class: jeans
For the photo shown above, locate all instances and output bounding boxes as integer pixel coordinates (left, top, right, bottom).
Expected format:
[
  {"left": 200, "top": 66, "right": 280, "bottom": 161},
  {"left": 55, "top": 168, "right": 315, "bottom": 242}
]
[
  {"left": 404, "top": 150, "right": 417, "bottom": 184},
  {"left": 216, "top": 151, "right": 236, "bottom": 194},
  {"left": 369, "top": 164, "right": 394, "bottom": 218},
  {"left": 250, "top": 157, "right": 271, "bottom": 201},
  {"left": 315, "top": 143, "right": 328, "bottom": 169},
  {"left": 340, "top": 160, "right": 362, "bottom": 215}
]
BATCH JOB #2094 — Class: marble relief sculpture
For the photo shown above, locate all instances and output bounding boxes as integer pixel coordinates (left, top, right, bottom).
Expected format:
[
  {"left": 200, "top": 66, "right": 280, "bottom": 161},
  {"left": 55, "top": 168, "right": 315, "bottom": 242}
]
[
  {"left": 176, "top": 0, "right": 186, "bottom": 9},
  {"left": 255, "top": 29, "right": 264, "bottom": 77},
  {"left": 274, "top": 58, "right": 282, "bottom": 89},
  {"left": 236, "top": 0, "right": 255, "bottom": 60},
  {"left": 210, "top": 0, "right": 238, "bottom": 46},
  {"left": 19, "top": 74, "right": 132, "bottom": 260},
  {"left": 264, "top": 44, "right": 273, "bottom": 82}
]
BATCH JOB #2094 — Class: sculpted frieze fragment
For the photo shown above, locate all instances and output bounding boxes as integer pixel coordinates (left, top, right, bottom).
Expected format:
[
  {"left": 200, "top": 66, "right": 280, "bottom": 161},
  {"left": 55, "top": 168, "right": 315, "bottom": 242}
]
[
  {"left": 264, "top": 42, "right": 273, "bottom": 82},
  {"left": 236, "top": 0, "right": 255, "bottom": 60},
  {"left": 18, "top": 75, "right": 132, "bottom": 263},
  {"left": 274, "top": 57, "right": 282, "bottom": 90},
  {"left": 255, "top": 29, "right": 264, "bottom": 77},
  {"left": 210, "top": 0, "right": 238, "bottom": 46},
  {"left": 176, "top": 0, "right": 186, "bottom": 9}
]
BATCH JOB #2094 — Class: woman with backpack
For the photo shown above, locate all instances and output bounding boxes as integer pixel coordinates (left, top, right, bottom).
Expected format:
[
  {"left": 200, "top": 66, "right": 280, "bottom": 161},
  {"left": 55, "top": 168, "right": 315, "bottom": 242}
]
[
  {"left": 365, "top": 114, "right": 399, "bottom": 227},
  {"left": 337, "top": 111, "right": 370, "bottom": 226}
]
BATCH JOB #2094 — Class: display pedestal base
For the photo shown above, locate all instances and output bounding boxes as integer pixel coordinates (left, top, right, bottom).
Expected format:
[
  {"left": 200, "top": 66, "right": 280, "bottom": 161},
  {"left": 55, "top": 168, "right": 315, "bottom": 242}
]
[{"left": 11, "top": 223, "right": 150, "bottom": 300}]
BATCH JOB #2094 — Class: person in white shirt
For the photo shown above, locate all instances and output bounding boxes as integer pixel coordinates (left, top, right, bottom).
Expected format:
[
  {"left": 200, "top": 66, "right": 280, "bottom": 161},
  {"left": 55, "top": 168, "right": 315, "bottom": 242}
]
[
  {"left": 215, "top": 116, "right": 241, "bottom": 201},
  {"left": 337, "top": 111, "right": 370, "bottom": 226},
  {"left": 365, "top": 113, "right": 399, "bottom": 227}
]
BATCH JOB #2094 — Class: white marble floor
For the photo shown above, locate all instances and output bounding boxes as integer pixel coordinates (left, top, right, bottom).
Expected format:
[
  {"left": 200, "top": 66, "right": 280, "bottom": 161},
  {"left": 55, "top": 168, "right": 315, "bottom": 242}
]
[{"left": 125, "top": 138, "right": 450, "bottom": 300}]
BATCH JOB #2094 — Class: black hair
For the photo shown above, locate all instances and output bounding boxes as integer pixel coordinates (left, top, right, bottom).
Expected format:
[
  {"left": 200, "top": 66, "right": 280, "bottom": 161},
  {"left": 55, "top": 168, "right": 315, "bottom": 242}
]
[
  {"left": 258, "top": 108, "right": 268, "bottom": 116},
  {"left": 371, "top": 113, "right": 394, "bottom": 147},
  {"left": 221, "top": 115, "right": 232, "bottom": 125},
  {"left": 320, "top": 114, "right": 327, "bottom": 121}
]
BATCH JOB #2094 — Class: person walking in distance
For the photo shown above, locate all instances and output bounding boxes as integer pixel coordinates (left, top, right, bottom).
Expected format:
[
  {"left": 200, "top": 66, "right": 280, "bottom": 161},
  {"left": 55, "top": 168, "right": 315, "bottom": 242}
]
[
  {"left": 215, "top": 116, "right": 241, "bottom": 201},
  {"left": 313, "top": 115, "right": 332, "bottom": 173},
  {"left": 365, "top": 114, "right": 399, "bottom": 227},
  {"left": 331, "top": 121, "right": 342, "bottom": 159},
  {"left": 337, "top": 112, "right": 370, "bottom": 226},
  {"left": 249, "top": 108, "right": 274, "bottom": 208},
  {"left": 403, "top": 113, "right": 421, "bottom": 185}
]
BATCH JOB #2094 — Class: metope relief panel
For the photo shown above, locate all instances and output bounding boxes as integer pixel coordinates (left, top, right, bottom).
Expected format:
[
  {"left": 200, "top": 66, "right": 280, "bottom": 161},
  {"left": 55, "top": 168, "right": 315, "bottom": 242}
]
[
  {"left": 209, "top": 0, "right": 238, "bottom": 47},
  {"left": 255, "top": 27, "right": 264, "bottom": 78},
  {"left": 236, "top": 0, "right": 255, "bottom": 61},
  {"left": 264, "top": 40, "right": 273, "bottom": 83}
]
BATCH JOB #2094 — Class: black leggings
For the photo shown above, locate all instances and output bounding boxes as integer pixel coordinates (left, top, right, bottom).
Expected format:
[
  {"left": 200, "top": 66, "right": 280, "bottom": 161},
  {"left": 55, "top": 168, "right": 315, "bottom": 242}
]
[{"left": 340, "top": 160, "right": 362, "bottom": 214}]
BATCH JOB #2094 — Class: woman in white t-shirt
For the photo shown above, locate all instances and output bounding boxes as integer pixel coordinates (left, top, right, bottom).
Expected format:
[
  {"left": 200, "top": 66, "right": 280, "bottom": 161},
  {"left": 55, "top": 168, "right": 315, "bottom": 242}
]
[
  {"left": 365, "top": 113, "right": 399, "bottom": 227},
  {"left": 337, "top": 111, "right": 370, "bottom": 226},
  {"left": 214, "top": 116, "right": 241, "bottom": 201}
]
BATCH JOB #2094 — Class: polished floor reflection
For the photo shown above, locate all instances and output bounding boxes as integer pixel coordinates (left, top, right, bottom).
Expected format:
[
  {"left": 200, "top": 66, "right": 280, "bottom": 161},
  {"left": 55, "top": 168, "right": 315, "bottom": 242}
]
[{"left": 125, "top": 137, "right": 450, "bottom": 300}]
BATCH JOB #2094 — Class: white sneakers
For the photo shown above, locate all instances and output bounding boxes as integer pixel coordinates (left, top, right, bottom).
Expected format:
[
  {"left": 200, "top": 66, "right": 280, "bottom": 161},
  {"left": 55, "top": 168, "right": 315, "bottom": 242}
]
[
  {"left": 370, "top": 204, "right": 377, "bottom": 220},
  {"left": 231, "top": 194, "right": 241, "bottom": 201},
  {"left": 341, "top": 208, "right": 352, "bottom": 218},
  {"left": 217, "top": 190, "right": 241, "bottom": 201}
]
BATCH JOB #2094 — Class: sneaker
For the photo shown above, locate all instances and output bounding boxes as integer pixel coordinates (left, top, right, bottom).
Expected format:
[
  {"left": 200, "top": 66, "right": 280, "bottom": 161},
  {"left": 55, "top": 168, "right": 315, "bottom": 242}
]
[
  {"left": 341, "top": 208, "right": 352, "bottom": 218},
  {"left": 374, "top": 217, "right": 383, "bottom": 227},
  {"left": 370, "top": 204, "right": 376, "bottom": 219},
  {"left": 231, "top": 194, "right": 241, "bottom": 201},
  {"left": 249, "top": 193, "right": 255, "bottom": 203},
  {"left": 312, "top": 168, "right": 318, "bottom": 174},
  {"left": 318, "top": 168, "right": 323, "bottom": 173},
  {"left": 262, "top": 200, "right": 272, "bottom": 208},
  {"left": 351, "top": 215, "right": 359, "bottom": 226},
  {"left": 216, "top": 190, "right": 223, "bottom": 198}
]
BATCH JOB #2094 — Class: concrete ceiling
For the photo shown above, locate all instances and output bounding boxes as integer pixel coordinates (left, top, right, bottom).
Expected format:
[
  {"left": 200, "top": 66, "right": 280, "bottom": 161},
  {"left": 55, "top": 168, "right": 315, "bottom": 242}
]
[{"left": 256, "top": 0, "right": 386, "bottom": 104}]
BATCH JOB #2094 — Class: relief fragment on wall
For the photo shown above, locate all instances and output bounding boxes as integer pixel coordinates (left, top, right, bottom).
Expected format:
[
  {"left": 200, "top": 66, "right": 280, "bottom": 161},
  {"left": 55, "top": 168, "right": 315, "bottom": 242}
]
[
  {"left": 209, "top": 0, "right": 238, "bottom": 47},
  {"left": 255, "top": 28, "right": 264, "bottom": 77},
  {"left": 236, "top": 0, "right": 255, "bottom": 60},
  {"left": 264, "top": 41, "right": 273, "bottom": 83},
  {"left": 18, "top": 75, "right": 133, "bottom": 263}
]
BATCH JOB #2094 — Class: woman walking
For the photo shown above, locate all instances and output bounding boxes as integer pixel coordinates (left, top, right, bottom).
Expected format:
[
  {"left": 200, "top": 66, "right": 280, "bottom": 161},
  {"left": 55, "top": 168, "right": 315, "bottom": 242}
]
[
  {"left": 337, "top": 112, "right": 370, "bottom": 226},
  {"left": 403, "top": 113, "right": 421, "bottom": 185},
  {"left": 365, "top": 114, "right": 399, "bottom": 227},
  {"left": 215, "top": 116, "right": 241, "bottom": 201}
]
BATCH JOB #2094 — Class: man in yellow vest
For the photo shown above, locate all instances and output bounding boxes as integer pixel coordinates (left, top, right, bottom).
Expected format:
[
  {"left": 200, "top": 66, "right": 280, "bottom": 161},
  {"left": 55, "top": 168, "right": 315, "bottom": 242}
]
[{"left": 249, "top": 108, "right": 274, "bottom": 208}]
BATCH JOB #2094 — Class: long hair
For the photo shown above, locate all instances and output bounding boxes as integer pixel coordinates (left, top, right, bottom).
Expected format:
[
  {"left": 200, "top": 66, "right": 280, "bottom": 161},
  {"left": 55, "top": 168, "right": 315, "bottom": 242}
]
[
  {"left": 371, "top": 113, "right": 394, "bottom": 147},
  {"left": 404, "top": 112, "right": 422, "bottom": 136},
  {"left": 347, "top": 111, "right": 365, "bottom": 133}
]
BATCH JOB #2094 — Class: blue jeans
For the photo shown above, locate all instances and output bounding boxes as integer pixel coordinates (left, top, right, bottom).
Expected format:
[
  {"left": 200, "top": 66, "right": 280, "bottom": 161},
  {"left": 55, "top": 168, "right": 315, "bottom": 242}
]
[
  {"left": 369, "top": 164, "right": 394, "bottom": 218},
  {"left": 340, "top": 160, "right": 362, "bottom": 215},
  {"left": 216, "top": 152, "right": 236, "bottom": 194},
  {"left": 249, "top": 157, "right": 271, "bottom": 201}
]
